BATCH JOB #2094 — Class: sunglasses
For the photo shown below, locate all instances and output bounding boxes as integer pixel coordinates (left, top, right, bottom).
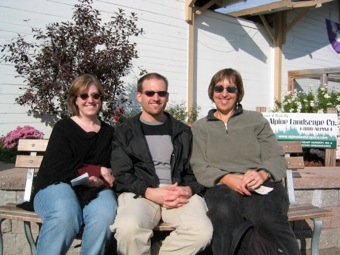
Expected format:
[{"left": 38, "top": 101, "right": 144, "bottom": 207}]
[
  {"left": 78, "top": 93, "right": 102, "bottom": 100},
  {"left": 143, "top": 91, "right": 168, "bottom": 97},
  {"left": 213, "top": 85, "right": 237, "bottom": 94}
]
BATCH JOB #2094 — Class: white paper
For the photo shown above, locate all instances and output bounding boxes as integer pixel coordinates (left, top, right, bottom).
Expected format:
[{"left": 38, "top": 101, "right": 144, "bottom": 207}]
[
  {"left": 71, "top": 172, "right": 89, "bottom": 187},
  {"left": 252, "top": 185, "right": 273, "bottom": 195}
]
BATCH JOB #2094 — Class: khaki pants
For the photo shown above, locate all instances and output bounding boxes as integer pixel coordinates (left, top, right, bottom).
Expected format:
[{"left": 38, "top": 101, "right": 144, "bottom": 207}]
[{"left": 110, "top": 192, "right": 213, "bottom": 255}]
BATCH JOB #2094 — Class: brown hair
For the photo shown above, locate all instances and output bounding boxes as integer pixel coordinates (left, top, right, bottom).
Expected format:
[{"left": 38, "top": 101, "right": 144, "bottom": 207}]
[
  {"left": 137, "top": 73, "right": 168, "bottom": 93},
  {"left": 67, "top": 74, "right": 104, "bottom": 116},
  {"left": 208, "top": 68, "right": 244, "bottom": 103}
]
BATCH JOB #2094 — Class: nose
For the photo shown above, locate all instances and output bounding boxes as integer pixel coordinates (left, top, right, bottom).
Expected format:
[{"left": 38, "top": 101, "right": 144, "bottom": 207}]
[
  {"left": 87, "top": 95, "right": 95, "bottom": 102},
  {"left": 152, "top": 93, "right": 160, "bottom": 100},
  {"left": 222, "top": 88, "right": 228, "bottom": 96}
]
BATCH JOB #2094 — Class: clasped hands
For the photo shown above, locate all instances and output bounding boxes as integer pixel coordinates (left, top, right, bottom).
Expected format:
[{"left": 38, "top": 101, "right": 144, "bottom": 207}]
[
  {"left": 145, "top": 182, "right": 192, "bottom": 209},
  {"left": 219, "top": 170, "right": 268, "bottom": 196}
]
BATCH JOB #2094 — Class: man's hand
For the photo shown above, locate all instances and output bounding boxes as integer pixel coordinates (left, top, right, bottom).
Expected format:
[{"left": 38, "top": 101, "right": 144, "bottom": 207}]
[
  {"left": 145, "top": 183, "right": 192, "bottom": 209},
  {"left": 84, "top": 167, "right": 114, "bottom": 188},
  {"left": 100, "top": 167, "right": 115, "bottom": 187}
]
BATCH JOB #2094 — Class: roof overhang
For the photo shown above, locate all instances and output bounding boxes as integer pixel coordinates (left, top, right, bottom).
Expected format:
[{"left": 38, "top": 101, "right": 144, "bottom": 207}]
[
  {"left": 224, "top": 0, "right": 334, "bottom": 18},
  {"left": 186, "top": 0, "right": 334, "bottom": 23}
]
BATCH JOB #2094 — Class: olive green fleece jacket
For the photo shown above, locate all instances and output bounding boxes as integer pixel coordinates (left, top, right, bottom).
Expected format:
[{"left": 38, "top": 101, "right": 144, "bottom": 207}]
[{"left": 190, "top": 106, "right": 287, "bottom": 188}]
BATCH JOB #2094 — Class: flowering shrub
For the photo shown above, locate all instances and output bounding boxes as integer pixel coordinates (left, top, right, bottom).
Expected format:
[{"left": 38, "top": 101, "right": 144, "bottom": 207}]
[
  {"left": 274, "top": 86, "right": 340, "bottom": 164},
  {"left": 0, "top": 126, "right": 44, "bottom": 163},
  {"left": 2, "top": 126, "right": 44, "bottom": 149},
  {"left": 166, "top": 102, "right": 201, "bottom": 124},
  {"left": 274, "top": 86, "right": 340, "bottom": 116},
  {"left": 112, "top": 108, "right": 126, "bottom": 126},
  {"left": 111, "top": 102, "right": 201, "bottom": 126}
]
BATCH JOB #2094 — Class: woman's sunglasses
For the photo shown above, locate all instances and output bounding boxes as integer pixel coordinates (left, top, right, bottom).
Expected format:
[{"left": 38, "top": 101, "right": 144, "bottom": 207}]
[
  {"left": 78, "top": 93, "right": 102, "bottom": 100},
  {"left": 143, "top": 91, "right": 168, "bottom": 97},
  {"left": 213, "top": 85, "right": 237, "bottom": 94}
]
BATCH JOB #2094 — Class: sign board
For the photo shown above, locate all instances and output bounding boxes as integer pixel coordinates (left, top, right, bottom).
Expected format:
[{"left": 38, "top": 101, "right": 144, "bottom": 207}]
[
  {"left": 337, "top": 119, "right": 340, "bottom": 160},
  {"left": 262, "top": 112, "right": 338, "bottom": 149}
]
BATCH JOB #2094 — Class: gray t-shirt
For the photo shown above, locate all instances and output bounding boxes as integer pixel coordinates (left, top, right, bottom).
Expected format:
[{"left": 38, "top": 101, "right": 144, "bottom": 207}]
[{"left": 140, "top": 117, "right": 173, "bottom": 184}]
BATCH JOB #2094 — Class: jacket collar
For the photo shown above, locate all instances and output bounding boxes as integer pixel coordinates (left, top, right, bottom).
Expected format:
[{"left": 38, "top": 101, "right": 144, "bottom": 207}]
[{"left": 207, "top": 104, "right": 243, "bottom": 121}]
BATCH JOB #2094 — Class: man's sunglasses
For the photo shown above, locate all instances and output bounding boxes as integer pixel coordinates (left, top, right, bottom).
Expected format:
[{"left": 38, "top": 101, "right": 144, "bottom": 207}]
[
  {"left": 213, "top": 85, "right": 237, "bottom": 94},
  {"left": 78, "top": 93, "right": 102, "bottom": 100},
  {"left": 143, "top": 91, "right": 168, "bottom": 97}
]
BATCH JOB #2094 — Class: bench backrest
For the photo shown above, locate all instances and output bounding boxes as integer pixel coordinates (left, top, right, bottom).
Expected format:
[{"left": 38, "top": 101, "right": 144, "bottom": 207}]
[
  {"left": 278, "top": 141, "right": 304, "bottom": 205},
  {"left": 16, "top": 139, "right": 304, "bottom": 205},
  {"left": 15, "top": 139, "right": 48, "bottom": 202}
]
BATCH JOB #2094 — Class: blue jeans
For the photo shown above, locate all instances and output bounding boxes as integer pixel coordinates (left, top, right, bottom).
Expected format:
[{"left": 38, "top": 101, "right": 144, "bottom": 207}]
[
  {"left": 34, "top": 183, "right": 117, "bottom": 255},
  {"left": 204, "top": 182, "right": 300, "bottom": 255}
]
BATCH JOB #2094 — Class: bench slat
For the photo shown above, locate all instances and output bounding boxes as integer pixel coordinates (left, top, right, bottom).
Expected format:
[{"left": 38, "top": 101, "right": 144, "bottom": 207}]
[
  {"left": 286, "top": 156, "right": 304, "bottom": 170},
  {"left": 0, "top": 203, "right": 42, "bottom": 223},
  {"left": 17, "top": 139, "right": 49, "bottom": 152},
  {"left": 280, "top": 141, "right": 303, "bottom": 154},
  {"left": 288, "top": 204, "right": 332, "bottom": 221},
  {"left": 15, "top": 155, "right": 43, "bottom": 168}
]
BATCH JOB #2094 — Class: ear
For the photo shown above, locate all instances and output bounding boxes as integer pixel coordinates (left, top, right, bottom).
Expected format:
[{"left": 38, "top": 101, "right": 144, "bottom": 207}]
[{"left": 136, "top": 92, "right": 142, "bottom": 103}]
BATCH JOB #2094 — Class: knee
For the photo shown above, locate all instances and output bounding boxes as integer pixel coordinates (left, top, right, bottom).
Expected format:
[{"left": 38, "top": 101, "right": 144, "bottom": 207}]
[
  {"left": 114, "top": 217, "right": 150, "bottom": 241},
  {"left": 190, "top": 220, "right": 214, "bottom": 247},
  {"left": 46, "top": 209, "right": 82, "bottom": 234}
]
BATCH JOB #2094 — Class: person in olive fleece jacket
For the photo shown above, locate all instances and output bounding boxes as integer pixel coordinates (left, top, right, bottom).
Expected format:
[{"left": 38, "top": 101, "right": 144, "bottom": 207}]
[
  {"left": 110, "top": 72, "right": 212, "bottom": 255},
  {"left": 190, "top": 68, "right": 300, "bottom": 255},
  {"left": 33, "top": 74, "right": 117, "bottom": 255}
]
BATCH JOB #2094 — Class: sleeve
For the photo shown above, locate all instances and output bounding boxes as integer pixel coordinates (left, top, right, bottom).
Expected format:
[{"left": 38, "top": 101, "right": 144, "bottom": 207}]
[
  {"left": 190, "top": 120, "right": 230, "bottom": 188},
  {"left": 176, "top": 128, "right": 205, "bottom": 195},
  {"left": 255, "top": 115, "right": 288, "bottom": 181},
  {"left": 39, "top": 121, "right": 85, "bottom": 182},
  {"left": 110, "top": 127, "right": 149, "bottom": 196}
]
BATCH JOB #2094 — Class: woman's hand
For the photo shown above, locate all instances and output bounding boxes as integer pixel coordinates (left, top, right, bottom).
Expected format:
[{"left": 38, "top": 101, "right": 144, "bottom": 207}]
[
  {"left": 242, "top": 170, "right": 267, "bottom": 191},
  {"left": 219, "top": 170, "right": 268, "bottom": 196},
  {"left": 219, "top": 174, "right": 252, "bottom": 196}
]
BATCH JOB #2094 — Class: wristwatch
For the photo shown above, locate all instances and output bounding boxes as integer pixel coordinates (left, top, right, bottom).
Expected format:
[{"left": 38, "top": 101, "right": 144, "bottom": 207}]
[
  {"left": 258, "top": 168, "right": 271, "bottom": 181},
  {"left": 264, "top": 171, "right": 271, "bottom": 180}
]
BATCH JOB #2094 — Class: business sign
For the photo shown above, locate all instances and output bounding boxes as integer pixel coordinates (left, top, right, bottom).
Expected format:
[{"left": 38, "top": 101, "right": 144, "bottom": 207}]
[
  {"left": 262, "top": 112, "right": 338, "bottom": 149},
  {"left": 337, "top": 119, "right": 340, "bottom": 159}
]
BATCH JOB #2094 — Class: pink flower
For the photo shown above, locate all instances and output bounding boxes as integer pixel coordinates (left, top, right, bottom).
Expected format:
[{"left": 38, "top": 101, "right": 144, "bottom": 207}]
[{"left": 1, "top": 126, "right": 44, "bottom": 149}]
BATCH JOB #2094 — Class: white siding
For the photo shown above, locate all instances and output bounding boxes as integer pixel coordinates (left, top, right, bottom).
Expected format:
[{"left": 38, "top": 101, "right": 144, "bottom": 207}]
[
  {"left": 282, "top": 1, "right": 340, "bottom": 93},
  {"left": 195, "top": 11, "right": 273, "bottom": 116},
  {"left": 0, "top": 0, "right": 339, "bottom": 137}
]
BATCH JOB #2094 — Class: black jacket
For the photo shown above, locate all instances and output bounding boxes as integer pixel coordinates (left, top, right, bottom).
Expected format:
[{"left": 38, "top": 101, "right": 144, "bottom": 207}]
[{"left": 111, "top": 112, "right": 204, "bottom": 196}]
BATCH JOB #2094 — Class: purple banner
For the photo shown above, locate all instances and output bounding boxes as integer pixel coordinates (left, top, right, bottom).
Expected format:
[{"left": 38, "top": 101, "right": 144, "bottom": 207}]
[{"left": 326, "top": 19, "right": 340, "bottom": 54}]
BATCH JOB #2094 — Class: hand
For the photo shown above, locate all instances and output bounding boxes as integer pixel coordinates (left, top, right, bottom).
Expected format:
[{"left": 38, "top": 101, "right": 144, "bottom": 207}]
[
  {"left": 163, "top": 183, "right": 192, "bottom": 208},
  {"left": 145, "top": 183, "right": 192, "bottom": 209},
  {"left": 100, "top": 167, "right": 115, "bottom": 187},
  {"left": 85, "top": 176, "right": 106, "bottom": 188},
  {"left": 242, "top": 170, "right": 267, "bottom": 191},
  {"left": 219, "top": 174, "right": 252, "bottom": 196}
]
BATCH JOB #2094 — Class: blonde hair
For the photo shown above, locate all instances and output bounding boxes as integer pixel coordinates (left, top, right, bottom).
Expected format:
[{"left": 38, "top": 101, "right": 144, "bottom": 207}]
[{"left": 67, "top": 74, "right": 104, "bottom": 116}]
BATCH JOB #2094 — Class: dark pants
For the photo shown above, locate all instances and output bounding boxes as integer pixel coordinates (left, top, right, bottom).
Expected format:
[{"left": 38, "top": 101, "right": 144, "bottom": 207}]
[{"left": 204, "top": 182, "right": 301, "bottom": 255}]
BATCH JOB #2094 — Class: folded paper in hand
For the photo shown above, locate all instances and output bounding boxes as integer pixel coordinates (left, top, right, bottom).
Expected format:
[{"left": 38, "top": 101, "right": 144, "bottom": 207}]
[
  {"left": 252, "top": 185, "right": 273, "bottom": 195},
  {"left": 71, "top": 173, "right": 89, "bottom": 187}
]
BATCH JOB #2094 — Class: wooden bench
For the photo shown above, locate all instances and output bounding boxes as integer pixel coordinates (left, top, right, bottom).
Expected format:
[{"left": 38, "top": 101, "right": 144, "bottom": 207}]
[
  {"left": 0, "top": 139, "right": 174, "bottom": 255},
  {"left": 279, "top": 141, "right": 332, "bottom": 255},
  {"left": 0, "top": 140, "right": 332, "bottom": 255}
]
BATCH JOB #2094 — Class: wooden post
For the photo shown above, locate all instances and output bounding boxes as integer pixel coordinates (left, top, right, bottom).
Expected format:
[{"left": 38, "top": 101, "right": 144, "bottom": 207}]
[{"left": 324, "top": 108, "right": 337, "bottom": 167}]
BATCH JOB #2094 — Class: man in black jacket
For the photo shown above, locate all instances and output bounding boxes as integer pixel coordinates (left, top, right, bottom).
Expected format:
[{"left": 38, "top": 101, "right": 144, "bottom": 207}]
[{"left": 110, "top": 73, "right": 212, "bottom": 255}]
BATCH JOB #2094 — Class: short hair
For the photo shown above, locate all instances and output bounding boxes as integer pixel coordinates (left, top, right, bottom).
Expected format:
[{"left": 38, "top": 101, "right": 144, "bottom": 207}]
[
  {"left": 67, "top": 74, "right": 104, "bottom": 116},
  {"left": 208, "top": 68, "right": 244, "bottom": 103},
  {"left": 137, "top": 73, "right": 168, "bottom": 92}
]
